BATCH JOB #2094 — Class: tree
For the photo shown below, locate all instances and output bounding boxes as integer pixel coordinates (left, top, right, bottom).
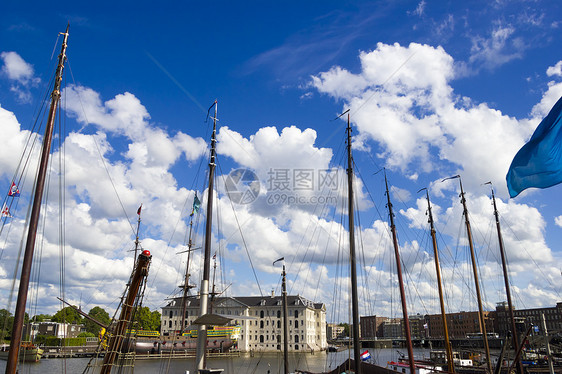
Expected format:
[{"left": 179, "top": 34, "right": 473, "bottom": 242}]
[
  {"left": 134, "top": 307, "right": 161, "bottom": 331},
  {"left": 32, "top": 314, "right": 53, "bottom": 323},
  {"left": 338, "top": 323, "right": 350, "bottom": 337},
  {"left": 52, "top": 306, "right": 83, "bottom": 324},
  {"left": 85, "top": 306, "right": 111, "bottom": 335},
  {"left": 0, "top": 309, "right": 14, "bottom": 341}
]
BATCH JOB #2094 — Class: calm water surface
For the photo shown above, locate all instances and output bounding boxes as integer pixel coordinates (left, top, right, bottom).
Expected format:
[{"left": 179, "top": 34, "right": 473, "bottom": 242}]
[{"left": 0, "top": 348, "right": 433, "bottom": 374}]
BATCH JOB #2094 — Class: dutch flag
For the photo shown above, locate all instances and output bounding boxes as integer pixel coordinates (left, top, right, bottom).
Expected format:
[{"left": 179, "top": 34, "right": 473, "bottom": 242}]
[{"left": 360, "top": 350, "right": 371, "bottom": 361}]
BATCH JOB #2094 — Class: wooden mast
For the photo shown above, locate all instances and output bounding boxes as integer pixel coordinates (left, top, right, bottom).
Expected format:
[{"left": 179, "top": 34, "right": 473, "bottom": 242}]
[
  {"left": 422, "top": 189, "right": 455, "bottom": 374},
  {"left": 487, "top": 184, "right": 522, "bottom": 374},
  {"left": 344, "top": 110, "right": 362, "bottom": 373},
  {"left": 196, "top": 100, "right": 218, "bottom": 372},
  {"left": 384, "top": 173, "right": 416, "bottom": 374},
  {"left": 447, "top": 175, "right": 492, "bottom": 373},
  {"left": 179, "top": 218, "right": 196, "bottom": 334},
  {"left": 100, "top": 250, "right": 152, "bottom": 374},
  {"left": 5, "top": 25, "right": 69, "bottom": 374}
]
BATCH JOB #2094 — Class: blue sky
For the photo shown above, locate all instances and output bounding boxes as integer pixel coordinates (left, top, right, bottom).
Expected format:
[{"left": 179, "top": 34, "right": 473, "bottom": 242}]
[{"left": 1, "top": 1, "right": 561, "bottom": 322}]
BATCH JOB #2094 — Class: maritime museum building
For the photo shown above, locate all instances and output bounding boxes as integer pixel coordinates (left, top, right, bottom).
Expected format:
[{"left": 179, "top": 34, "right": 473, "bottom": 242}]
[{"left": 161, "top": 294, "right": 327, "bottom": 352}]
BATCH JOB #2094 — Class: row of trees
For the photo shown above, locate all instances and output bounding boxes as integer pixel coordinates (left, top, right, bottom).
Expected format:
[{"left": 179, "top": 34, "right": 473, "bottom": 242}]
[{"left": 1, "top": 306, "right": 161, "bottom": 341}]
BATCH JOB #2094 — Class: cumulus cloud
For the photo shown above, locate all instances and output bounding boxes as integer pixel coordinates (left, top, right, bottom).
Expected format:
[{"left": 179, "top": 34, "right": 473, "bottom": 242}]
[
  {"left": 547, "top": 61, "right": 562, "bottom": 77},
  {"left": 310, "top": 41, "right": 562, "bottom": 314},
  {"left": 0, "top": 51, "right": 40, "bottom": 103}
]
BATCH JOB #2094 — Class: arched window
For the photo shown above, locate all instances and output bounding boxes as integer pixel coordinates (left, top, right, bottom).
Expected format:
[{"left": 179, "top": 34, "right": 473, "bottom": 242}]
[
  {"left": 295, "top": 335, "right": 299, "bottom": 343},
  {"left": 260, "top": 321, "right": 264, "bottom": 328},
  {"left": 277, "top": 335, "right": 281, "bottom": 343},
  {"left": 277, "top": 320, "right": 280, "bottom": 328},
  {"left": 294, "top": 310, "right": 299, "bottom": 318},
  {"left": 277, "top": 310, "right": 281, "bottom": 318},
  {"left": 260, "top": 335, "right": 264, "bottom": 343},
  {"left": 260, "top": 311, "right": 265, "bottom": 318},
  {"left": 169, "top": 311, "right": 173, "bottom": 318},
  {"left": 295, "top": 320, "right": 299, "bottom": 328}
]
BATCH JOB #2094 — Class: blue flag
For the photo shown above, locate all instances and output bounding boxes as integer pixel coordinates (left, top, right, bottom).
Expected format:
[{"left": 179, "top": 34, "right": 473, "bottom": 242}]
[
  {"left": 506, "top": 95, "right": 562, "bottom": 198},
  {"left": 190, "top": 193, "right": 201, "bottom": 216}
]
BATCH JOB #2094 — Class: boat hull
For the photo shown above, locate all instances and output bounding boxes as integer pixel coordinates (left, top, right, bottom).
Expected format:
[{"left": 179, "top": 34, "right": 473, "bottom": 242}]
[{"left": 0, "top": 347, "right": 43, "bottom": 362}]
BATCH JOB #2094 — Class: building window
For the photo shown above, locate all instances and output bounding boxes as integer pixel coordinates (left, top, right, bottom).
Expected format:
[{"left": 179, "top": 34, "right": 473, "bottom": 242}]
[
  {"left": 260, "top": 311, "right": 265, "bottom": 318},
  {"left": 277, "top": 310, "right": 281, "bottom": 318},
  {"left": 295, "top": 335, "right": 299, "bottom": 343},
  {"left": 277, "top": 320, "right": 281, "bottom": 328},
  {"left": 260, "top": 321, "right": 264, "bottom": 328},
  {"left": 260, "top": 335, "right": 264, "bottom": 343},
  {"left": 295, "top": 320, "right": 299, "bottom": 328},
  {"left": 295, "top": 310, "right": 299, "bottom": 318}
]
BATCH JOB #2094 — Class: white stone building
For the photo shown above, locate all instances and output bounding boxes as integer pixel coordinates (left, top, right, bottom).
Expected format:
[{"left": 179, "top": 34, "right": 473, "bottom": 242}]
[{"left": 161, "top": 294, "right": 327, "bottom": 352}]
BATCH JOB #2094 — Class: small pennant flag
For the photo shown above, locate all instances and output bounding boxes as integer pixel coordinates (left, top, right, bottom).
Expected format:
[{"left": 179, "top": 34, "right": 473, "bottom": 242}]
[
  {"left": 8, "top": 182, "right": 20, "bottom": 197},
  {"left": 360, "top": 350, "right": 371, "bottom": 361},
  {"left": 1, "top": 204, "right": 11, "bottom": 217},
  {"left": 137, "top": 204, "right": 142, "bottom": 215},
  {"left": 212, "top": 252, "right": 216, "bottom": 260},
  {"left": 190, "top": 193, "right": 201, "bottom": 216}
]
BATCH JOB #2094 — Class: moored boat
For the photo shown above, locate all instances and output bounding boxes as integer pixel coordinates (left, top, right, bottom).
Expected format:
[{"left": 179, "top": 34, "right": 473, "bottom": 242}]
[{"left": 0, "top": 342, "right": 43, "bottom": 363}]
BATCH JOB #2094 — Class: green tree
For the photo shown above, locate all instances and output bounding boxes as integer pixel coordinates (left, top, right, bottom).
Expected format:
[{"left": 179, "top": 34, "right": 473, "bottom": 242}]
[
  {"left": 85, "top": 306, "right": 111, "bottom": 335},
  {"left": 150, "top": 310, "right": 161, "bottom": 332},
  {"left": 52, "top": 306, "right": 83, "bottom": 324},
  {"left": 78, "top": 332, "right": 95, "bottom": 338},
  {"left": 32, "top": 314, "right": 52, "bottom": 322},
  {"left": 134, "top": 307, "right": 161, "bottom": 331},
  {"left": 0, "top": 309, "right": 14, "bottom": 341},
  {"left": 338, "top": 323, "right": 350, "bottom": 337}
]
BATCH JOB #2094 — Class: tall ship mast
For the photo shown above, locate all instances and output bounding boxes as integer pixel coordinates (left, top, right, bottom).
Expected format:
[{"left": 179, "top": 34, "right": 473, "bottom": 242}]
[
  {"left": 445, "top": 175, "right": 492, "bottom": 373},
  {"left": 486, "top": 183, "right": 522, "bottom": 374},
  {"left": 344, "top": 110, "right": 362, "bottom": 373},
  {"left": 195, "top": 100, "right": 223, "bottom": 373},
  {"left": 5, "top": 25, "right": 69, "bottom": 374},
  {"left": 384, "top": 173, "right": 416, "bottom": 374},
  {"left": 421, "top": 188, "right": 455, "bottom": 374}
]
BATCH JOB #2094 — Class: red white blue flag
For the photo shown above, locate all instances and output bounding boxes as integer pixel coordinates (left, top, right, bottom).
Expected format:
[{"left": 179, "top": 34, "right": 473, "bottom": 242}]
[
  {"left": 1, "top": 204, "right": 11, "bottom": 217},
  {"left": 8, "top": 182, "right": 20, "bottom": 197},
  {"left": 360, "top": 350, "right": 371, "bottom": 361}
]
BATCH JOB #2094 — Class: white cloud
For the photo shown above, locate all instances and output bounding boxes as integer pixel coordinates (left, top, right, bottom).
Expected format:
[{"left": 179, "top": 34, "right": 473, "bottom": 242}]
[
  {"left": 1, "top": 51, "right": 37, "bottom": 84},
  {"left": 469, "top": 24, "right": 524, "bottom": 71},
  {"left": 0, "top": 51, "right": 40, "bottom": 103},
  {"left": 555, "top": 215, "right": 562, "bottom": 228},
  {"left": 310, "top": 41, "right": 562, "bottom": 314},
  {"left": 546, "top": 61, "right": 562, "bottom": 77},
  {"left": 413, "top": 1, "right": 426, "bottom": 17}
]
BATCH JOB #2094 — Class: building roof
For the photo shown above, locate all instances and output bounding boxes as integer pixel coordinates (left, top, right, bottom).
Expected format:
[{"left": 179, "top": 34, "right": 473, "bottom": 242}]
[{"left": 164, "top": 295, "right": 325, "bottom": 311}]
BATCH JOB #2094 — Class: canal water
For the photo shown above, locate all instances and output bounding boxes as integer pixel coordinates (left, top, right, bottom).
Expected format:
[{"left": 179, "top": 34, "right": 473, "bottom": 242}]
[{"left": 0, "top": 348, "right": 433, "bottom": 373}]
